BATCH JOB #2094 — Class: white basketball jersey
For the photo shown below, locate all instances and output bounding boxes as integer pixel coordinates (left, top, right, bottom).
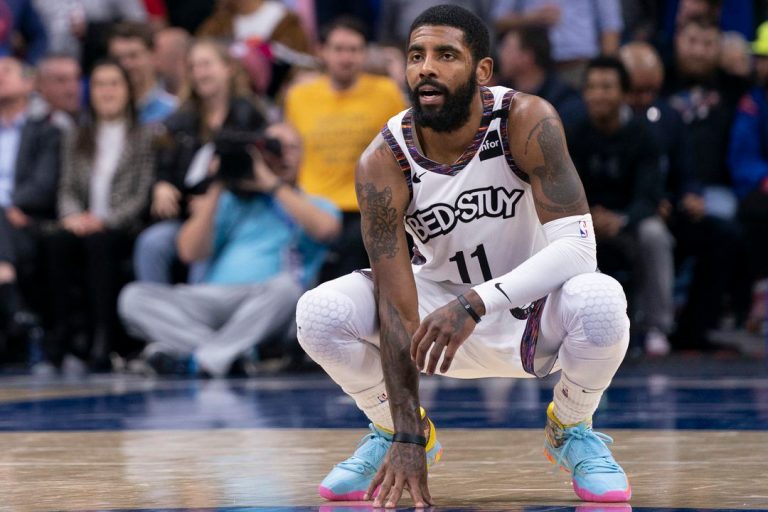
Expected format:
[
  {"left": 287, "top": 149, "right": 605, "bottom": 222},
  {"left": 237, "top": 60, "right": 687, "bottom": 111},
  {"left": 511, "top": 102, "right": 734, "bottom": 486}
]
[{"left": 382, "top": 86, "right": 547, "bottom": 286}]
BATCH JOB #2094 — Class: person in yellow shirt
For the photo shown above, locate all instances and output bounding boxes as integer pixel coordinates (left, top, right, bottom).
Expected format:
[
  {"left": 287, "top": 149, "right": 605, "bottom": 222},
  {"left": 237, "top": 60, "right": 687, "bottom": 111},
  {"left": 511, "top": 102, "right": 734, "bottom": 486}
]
[{"left": 285, "top": 16, "right": 406, "bottom": 281}]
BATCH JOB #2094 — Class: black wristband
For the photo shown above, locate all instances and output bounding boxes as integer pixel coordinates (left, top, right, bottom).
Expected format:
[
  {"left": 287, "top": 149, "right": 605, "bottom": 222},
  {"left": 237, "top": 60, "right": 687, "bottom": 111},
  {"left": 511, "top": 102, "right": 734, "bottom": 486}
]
[
  {"left": 457, "top": 294, "right": 482, "bottom": 323},
  {"left": 392, "top": 432, "right": 428, "bottom": 446}
]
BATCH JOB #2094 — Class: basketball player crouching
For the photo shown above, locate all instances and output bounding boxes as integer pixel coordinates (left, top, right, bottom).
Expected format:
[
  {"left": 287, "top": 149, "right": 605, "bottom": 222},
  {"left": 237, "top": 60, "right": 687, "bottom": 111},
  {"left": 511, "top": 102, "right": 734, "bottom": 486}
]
[{"left": 296, "top": 4, "right": 631, "bottom": 507}]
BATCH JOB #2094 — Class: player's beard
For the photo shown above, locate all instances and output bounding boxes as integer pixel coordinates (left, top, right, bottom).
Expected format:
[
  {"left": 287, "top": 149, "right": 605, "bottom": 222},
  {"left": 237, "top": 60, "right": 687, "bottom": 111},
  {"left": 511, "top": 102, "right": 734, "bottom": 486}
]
[{"left": 409, "top": 71, "right": 476, "bottom": 133}]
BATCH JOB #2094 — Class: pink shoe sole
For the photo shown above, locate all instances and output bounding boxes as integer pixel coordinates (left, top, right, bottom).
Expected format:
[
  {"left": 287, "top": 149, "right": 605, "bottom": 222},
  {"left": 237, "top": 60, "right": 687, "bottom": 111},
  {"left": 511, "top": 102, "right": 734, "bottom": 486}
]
[
  {"left": 318, "top": 485, "right": 380, "bottom": 501},
  {"left": 573, "top": 481, "right": 632, "bottom": 502}
]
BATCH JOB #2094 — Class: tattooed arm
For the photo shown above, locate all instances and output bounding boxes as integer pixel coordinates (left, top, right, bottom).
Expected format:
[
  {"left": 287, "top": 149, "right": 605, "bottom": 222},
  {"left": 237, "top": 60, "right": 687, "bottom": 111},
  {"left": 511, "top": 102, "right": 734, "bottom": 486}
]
[
  {"left": 356, "top": 134, "right": 432, "bottom": 508},
  {"left": 510, "top": 95, "right": 590, "bottom": 223}
]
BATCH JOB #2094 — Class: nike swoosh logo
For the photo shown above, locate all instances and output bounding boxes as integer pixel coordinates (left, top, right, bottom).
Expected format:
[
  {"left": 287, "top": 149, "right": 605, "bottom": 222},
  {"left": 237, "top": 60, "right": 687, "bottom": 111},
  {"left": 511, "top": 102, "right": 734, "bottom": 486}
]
[
  {"left": 495, "top": 283, "right": 512, "bottom": 303},
  {"left": 581, "top": 389, "right": 601, "bottom": 394},
  {"left": 412, "top": 171, "right": 427, "bottom": 183}
]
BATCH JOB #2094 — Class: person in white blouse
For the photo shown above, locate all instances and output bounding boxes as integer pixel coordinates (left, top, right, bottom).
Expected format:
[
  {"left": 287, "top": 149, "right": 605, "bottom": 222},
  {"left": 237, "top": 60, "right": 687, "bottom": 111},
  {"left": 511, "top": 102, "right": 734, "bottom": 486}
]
[{"left": 44, "top": 59, "right": 154, "bottom": 371}]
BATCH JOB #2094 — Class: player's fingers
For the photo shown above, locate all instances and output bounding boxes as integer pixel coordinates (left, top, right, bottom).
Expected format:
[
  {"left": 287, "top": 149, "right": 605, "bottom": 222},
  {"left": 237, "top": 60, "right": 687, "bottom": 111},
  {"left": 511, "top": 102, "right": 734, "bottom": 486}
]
[
  {"left": 373, "top": 471, "right": 395, "bottom": 507},
  {"left": 385, "top": 476, "right": 406, "bottom": 508},
  {"left": 425, "top": 334, "right": 448, "bottom": 375},
  {"left": 408, "top": 477, "right": 428, "bottom": 508},
  {"left": 365, "top": 465, "right": 386, "bottom": 501},
  {"left": 439, "top": 338, "right": 462, "bottom": 374},
  {"left": 411, "top": 323, "right": 427, "bottom": 360},
  {"left": 422, "top": 481, "right": 433, "bottom": 506},
  {"left": 414, "top": 324, "right": 437, "bottom": 370}
]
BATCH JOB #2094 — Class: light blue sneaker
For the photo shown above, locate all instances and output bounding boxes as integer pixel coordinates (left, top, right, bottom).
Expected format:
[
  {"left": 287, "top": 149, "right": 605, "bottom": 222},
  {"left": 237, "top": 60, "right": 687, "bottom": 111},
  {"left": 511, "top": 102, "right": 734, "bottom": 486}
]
[
  {"left": 544, "top": 403, "right": 631, "bottom": 502},
  {"left": 319, "top": 417, "right": 443, "bottom": 501}
]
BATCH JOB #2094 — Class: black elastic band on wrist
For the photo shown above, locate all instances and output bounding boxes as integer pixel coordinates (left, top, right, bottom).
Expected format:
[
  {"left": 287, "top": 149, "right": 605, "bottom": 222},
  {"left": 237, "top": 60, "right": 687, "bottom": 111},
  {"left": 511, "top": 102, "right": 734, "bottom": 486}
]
[
  {"left": 392, "top": 432, "right": 428, "bottom": 446},
  {"left": 457, "top": 294, "right": 482, "bottom": 323}
]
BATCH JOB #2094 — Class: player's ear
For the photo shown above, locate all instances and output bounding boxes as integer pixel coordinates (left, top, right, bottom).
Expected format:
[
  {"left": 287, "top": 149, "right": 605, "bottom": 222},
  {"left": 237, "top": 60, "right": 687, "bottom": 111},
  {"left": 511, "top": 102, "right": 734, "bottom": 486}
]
[{"left": 475, "top": 57, "right": 493, "bottom": 85}]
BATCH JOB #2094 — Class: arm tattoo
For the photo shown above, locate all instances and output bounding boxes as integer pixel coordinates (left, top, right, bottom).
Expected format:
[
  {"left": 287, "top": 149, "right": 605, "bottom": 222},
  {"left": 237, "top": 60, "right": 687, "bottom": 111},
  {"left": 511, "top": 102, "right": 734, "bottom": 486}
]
[
  {"left": 358, "top": 182, "right": 399, "bottom": 262},
  {"left": 527, "top": 118, "right": 587, "bottom": 214}
]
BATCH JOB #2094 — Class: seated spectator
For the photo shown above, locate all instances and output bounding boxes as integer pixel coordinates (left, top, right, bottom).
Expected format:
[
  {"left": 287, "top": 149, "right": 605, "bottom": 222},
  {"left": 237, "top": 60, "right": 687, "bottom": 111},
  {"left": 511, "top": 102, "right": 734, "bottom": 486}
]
[
  {"left": 622, "top": 41, "right": 747, "bottom": 351},
  {"left": 44, "top": 60, "right": 154, "bottom": 369},
  {"left": 134, "top": 38, "right": 267, "bottom": 284},
  {"left": 77, "top": 0, "right": 147, "bottom": 74},
  {"left": 154, "top": 27, "right": 191, "bottom": 96},
  {"left": 496, "top": 25, "right": 585, "bottom": 125},
  {"left": 0, "top": 56, "right": 61, "bottom": 347},
  {"left": 566, "top": 57, "right": 674, "bottom": 355},
  {"left": 119, "top": 122, "right": 341, "bottom": 377},
  {"left": 0, "top": 0, "right": 48, "bottom": 64},
  {"left": 30, "top": 53, "right": 82, "bottom": 131},
  {"left": 108, "top": 22, "right": 178, "bottom": 125},
  {"left": 728, "top": 20, "right": 768, "bottom": 334}
]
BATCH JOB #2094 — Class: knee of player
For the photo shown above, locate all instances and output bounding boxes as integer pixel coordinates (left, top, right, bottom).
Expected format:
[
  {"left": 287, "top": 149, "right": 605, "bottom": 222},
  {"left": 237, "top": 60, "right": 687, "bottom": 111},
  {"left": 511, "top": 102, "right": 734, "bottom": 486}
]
[
  {"left": 563, "top": 273, "right": 629, "bottom": 347},
  {"left": 118, "top": 283, "right": 146, "bottom": 321},
  {"left": 296, "top": 286, "right": 355, "bottom": 353}
]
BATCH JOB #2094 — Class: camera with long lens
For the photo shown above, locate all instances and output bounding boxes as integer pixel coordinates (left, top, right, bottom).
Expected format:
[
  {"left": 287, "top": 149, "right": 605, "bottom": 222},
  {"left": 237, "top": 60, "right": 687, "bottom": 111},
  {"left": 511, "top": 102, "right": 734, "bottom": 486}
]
[{"left": 213, "top": 129, "right": 283, "bottom": 191}]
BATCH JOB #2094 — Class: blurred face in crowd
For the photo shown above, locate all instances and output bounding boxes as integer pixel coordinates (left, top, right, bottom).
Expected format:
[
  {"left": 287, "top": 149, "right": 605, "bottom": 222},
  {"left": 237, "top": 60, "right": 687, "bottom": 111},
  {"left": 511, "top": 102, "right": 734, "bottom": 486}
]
[
  {"left": 0, "top": 57, "right": 33, "bottom": 105},
  {"left": 265, "top": 123, "right": 302, "bottom": 184},
  {"left": 620, "top": 44, "right": 664, "bottom": 111},
  {"left": 37, "top": 57, "right": 81, "bottom": 115},
  {"left": 584, "top": 68, "right": 625, "bottom": 124},
  {"left": 154, "top": 28, "right": 189, "bottom": 92},
  {"left": 675, "top": 23, "right": 721, "bottom": 78},
  {"left": 90, "top": 64, "right": 131, "bottom": 121},
  {"left": 406, "top": 25, "right": 489, "bottom": 133},
  {"left": 756, "top": 56, "right": 768, "bottom": 87},
  {"left": 109, "top": 36, "right": 156, "bottom": 93},
  {"left": 322, "top": 27, "right": 366, "bottom": 89},
  {"left": 497, "top": 31, "right": 528, "bottom": 80},
  {"left": 188, "top": 42, "right": 233, "bottom": 101}
]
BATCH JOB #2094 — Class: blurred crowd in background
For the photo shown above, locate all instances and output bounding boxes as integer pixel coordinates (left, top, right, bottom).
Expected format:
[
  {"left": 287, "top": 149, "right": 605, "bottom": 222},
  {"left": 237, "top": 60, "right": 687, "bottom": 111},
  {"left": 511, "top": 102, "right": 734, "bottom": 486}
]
[{"left": 0, "top": 0, "right": 766, "bottom": 377}]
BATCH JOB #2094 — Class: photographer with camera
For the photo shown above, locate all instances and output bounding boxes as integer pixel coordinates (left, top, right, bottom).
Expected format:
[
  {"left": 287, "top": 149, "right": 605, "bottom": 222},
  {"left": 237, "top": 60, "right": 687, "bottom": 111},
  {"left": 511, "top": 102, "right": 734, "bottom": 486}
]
[{"left": 118, "top": 122, "right": 341, "bottom": 377}]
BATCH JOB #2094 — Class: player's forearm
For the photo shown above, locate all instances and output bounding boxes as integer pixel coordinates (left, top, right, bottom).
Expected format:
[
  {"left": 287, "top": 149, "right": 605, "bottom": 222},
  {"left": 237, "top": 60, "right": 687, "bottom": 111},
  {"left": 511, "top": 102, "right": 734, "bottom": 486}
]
[
  {"left": 378, "top": 298, "right": 422, "bottom": 434},
  {"left": 472, "top": 214, "right": 597, "bottom": 316}
]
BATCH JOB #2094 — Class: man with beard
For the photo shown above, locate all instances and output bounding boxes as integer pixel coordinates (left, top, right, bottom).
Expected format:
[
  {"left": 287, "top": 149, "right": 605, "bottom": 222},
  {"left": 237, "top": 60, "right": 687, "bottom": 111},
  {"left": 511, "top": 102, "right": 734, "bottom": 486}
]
[{"left": 296, "top": 5, "right": 631, "bottom": 507}]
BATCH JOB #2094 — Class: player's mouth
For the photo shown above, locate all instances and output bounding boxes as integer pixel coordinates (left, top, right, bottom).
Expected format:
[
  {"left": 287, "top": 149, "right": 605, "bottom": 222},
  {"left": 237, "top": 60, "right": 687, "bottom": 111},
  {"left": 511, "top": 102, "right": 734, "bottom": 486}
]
[{"left": 418, "top": 86, "right": 445, "bottom": 105}]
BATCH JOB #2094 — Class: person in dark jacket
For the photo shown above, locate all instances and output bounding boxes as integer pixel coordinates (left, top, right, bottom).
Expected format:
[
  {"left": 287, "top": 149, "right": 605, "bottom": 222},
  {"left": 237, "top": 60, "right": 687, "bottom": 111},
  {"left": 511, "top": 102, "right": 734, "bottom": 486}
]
[
  {"left": 133, "top": 38, "right": 266, "bottom": 284},
  {"left": 567, "top": 56, "right": 674, "bottom": 355},
  {"left": 0, "top": 57, "right": 60, "bottom": 348}
]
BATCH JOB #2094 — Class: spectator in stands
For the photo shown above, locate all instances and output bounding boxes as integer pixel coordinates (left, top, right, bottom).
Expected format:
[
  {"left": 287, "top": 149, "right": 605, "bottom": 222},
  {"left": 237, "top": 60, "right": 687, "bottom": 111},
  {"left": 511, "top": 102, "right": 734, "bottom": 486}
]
[
  {"left": 720, "top": 31, "right": 752, "bottom": 79},
  {"left": 728, "top": 20, "right": 768, "bottom": 334},
  {"left": 623, "top": 42, "right": 746, "bottom": 351},
  {"left": 567, "top": 57, "right": 674, "bottom": 355},
  {"left": 119, "top": 122, "right": 341, "bottom": 377},
  {"left": 31, "top": 0, "right": 83, "bottom": 60},
  {"left": 496, "top": 25, "right": 584, "bottom": 124},
  {"left": 32, "top": 54, "right": 82, "bottom": 131},
  {"left": 0, "top": 0, "right": 48, "bottom": 64},
  {"left": 285, "top": 16, "right": 405, "bottom": 282},
  {"left": 154, "top": 27, "right": 190, "bottom": 96},
  {"left": 108, "top": 22, "right": 178, "bottom": 125},
  {"left": 77, "top": 0, "right": 147, "bottom": 74},
  {"left": 133, "top": 38, "right": 267, "bottom": 284},
  {"left": 44, "top": 60, "right": 154, "bottom": 369},
  {"left": 493, "top": 0, "right": 623, "bottom": 87},
  {"left": 665, "top": 16, "right": 750, "bottom": 220},
  {"left": 0, "top": 56, "right": 61, "bottom": 345}
]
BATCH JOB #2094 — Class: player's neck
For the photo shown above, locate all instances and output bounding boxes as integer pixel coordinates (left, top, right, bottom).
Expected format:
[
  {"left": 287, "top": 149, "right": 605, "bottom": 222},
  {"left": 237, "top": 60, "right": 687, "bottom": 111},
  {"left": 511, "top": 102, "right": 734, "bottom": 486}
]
[{"left": 414, "top": 91, "right": 485, "bottom": 165}]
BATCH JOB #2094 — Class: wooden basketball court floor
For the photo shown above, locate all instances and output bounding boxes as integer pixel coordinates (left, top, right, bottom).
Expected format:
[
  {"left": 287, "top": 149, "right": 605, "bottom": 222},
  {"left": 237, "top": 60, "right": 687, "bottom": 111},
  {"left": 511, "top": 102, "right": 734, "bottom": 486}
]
[{"left": 0, "top": 356, "right": 766, "bottom": 512}]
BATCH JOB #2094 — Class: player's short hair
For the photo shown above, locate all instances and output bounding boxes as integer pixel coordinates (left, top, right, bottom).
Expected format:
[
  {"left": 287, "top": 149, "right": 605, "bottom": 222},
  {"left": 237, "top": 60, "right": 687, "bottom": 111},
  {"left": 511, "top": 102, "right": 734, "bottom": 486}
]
[
  {"left": 409, "top": 5, "right": 490, "bottom": 63},
  {"left": 320, "top": 16, "right": 369, "bottom": 45},
  {"left": 586, "top": 56, "right": 631, "bottom": 93},
  {"left": 110, "top": 22, "right": 155, "bottom": 50}
]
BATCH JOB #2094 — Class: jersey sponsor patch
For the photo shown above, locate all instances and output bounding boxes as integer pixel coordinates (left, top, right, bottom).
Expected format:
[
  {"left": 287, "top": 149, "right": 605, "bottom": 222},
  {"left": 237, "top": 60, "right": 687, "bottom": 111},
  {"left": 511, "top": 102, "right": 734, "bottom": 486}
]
[
  {"left": 479, "top": 130, "right": 503, "bottom": 161},
  {"left": 406, "top": 186, "right": 525, "bottom": 242}
]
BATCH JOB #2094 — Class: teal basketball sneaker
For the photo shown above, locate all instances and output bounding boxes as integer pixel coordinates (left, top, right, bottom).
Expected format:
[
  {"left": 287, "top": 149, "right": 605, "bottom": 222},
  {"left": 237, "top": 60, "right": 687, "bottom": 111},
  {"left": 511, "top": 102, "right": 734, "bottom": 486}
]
[
  {"left": 318, "top": 413, "right": 443, "bottom": 501},
  {"left": 544, "top": 403, "right": 631, "bottom": 502}
]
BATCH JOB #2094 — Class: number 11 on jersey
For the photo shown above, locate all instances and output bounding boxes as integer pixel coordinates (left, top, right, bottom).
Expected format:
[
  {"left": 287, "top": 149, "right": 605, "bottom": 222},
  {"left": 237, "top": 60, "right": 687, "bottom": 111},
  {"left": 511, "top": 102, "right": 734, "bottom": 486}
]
[{"left": 449, "top": 244, "right": 493, "bottom": 284}]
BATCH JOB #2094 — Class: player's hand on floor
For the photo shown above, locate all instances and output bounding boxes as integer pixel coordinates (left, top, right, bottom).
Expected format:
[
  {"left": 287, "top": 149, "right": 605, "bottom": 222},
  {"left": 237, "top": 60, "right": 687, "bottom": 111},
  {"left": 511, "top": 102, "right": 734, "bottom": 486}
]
[
  {"left": 412, "top": 299, "right": 477, "bottom": 375},
  {"left": 366, "top": 442, "right": 432, "bottom": 508}
]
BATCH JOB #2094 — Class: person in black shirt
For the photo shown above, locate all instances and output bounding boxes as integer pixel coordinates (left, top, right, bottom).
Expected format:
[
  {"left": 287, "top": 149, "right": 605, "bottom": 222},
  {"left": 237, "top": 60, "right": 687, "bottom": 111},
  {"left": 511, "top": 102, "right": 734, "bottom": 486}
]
[{"left": 567, "top": 56, "right": 674, "bottom": 355}]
